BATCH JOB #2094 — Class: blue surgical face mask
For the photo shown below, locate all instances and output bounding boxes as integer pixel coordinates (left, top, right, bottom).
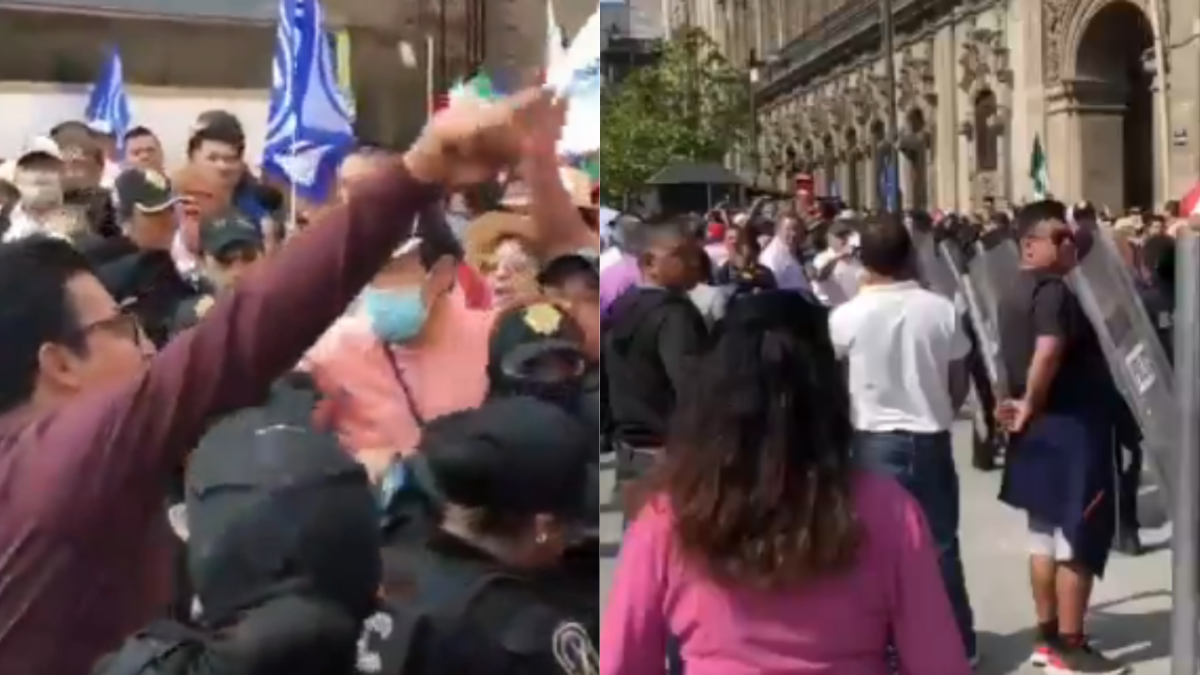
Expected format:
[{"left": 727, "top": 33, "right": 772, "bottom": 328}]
[{"left": 363, "top": 287, "right": 428, "bottom": 343}]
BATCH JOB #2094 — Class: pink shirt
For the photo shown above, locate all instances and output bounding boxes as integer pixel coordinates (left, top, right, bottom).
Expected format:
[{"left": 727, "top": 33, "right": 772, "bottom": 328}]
[
  {"left": 305, "top": 291, "right": 494, "bottom": 464},
  {"left": 601, "top": 473, "right": 971, "bottom": 675}
]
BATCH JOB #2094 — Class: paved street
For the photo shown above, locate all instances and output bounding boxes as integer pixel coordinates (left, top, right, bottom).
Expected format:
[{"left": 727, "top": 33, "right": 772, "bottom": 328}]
[{"left": 599, "top": 420, "right": 1174, "bottom": 674}]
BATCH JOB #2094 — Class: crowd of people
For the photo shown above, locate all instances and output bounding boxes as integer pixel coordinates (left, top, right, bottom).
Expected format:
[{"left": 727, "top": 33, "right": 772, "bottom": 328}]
[
  {"left": 599, "top": 192, "right": 1196, "bottom": 675},
  {"left": 0, "top": 88, "right": 602, "bottom": 675}
]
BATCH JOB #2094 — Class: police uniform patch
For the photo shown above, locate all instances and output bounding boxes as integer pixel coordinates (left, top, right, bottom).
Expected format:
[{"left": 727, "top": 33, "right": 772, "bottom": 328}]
[
  {"left": 193, "top": 295, "right": 216, "bottom": 319},
  {"left": 524, "top": 303, "right": 563, "bottom": 336},
  {"left": 551, "top": 622, "right": 598, "bottom": 675}
]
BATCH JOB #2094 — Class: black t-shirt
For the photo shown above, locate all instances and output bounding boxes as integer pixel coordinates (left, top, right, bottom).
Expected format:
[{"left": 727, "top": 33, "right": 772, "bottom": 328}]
[{"left": 998, "top": 269, "right": 1110, "bottom": 412}]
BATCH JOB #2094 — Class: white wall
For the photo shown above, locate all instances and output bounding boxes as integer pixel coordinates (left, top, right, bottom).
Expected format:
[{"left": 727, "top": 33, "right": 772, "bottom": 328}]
[{"left": 0, "top": 81, "right": 269, "bottom": 171}]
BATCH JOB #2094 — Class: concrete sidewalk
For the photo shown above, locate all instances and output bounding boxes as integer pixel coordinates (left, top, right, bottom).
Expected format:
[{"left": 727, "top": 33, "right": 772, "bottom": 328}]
[{"left": 598, "top": 421, "right": 1174, "bottom": 674}]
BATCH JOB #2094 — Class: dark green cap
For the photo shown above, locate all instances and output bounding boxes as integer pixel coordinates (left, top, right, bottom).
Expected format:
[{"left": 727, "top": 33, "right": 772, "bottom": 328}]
[
  {"left": 488, "top": 302, "right": 588, "bottom": 381},
  {"left": 199, "top": 211, "right": 263, "bottom": 257}
]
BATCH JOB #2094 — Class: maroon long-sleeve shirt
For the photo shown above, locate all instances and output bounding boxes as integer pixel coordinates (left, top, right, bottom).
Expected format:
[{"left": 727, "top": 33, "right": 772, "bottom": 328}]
[{"left": 0, "top": 161, "right": 437, "bottom": 675}]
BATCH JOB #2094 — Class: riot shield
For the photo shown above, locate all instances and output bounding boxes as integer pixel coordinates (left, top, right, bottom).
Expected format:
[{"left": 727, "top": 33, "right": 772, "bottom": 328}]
[
  {"left": 940, "top": 240, "right": 1009, "bottom": 398},
  {"left": 967, "top": 230, "right": 1021, "bottom": 338},
  {"left": 1066, "top": 227, "right": 1177, "bottom": 503},
  {"left": 906, "top": 220, "right": 959, "bottom": 299}
]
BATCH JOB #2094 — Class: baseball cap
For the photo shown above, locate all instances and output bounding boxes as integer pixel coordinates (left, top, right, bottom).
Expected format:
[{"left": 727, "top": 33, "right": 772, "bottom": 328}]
[
  {"left": 114, "top": 168, "right": 178, "bottom": 216},
  {"left": 199, "top": 211, "right": 264, "bottom": 257},
  {"left": 488, "top": 302, "right": 588, "bottom": 383},
  {"left": 14, "top": 136, "right": 62, "bottom": 167},
  {"left": 419, "top": 397, "right": 596, "bottom": 523}
]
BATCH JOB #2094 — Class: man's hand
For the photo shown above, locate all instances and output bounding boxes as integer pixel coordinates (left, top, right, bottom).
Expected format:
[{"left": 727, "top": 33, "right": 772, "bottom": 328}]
[
  {"left": 404, "top": 87, "right": 558, "bottom": 188},
  {"left": 996, "top": 399, "right": 1033, "bottom": 433}
]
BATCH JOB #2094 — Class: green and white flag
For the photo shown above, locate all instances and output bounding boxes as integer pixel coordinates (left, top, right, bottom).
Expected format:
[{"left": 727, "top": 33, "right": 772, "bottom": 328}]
[
  {"left": 448, "top": 72, "right": 497, "bottom": 107},
  {"left": 1030, "top": 134, "right": 1049, "bottom": 200}
]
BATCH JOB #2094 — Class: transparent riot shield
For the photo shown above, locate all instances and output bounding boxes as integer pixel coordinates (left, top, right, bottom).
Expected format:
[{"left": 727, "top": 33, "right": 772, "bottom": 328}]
[
  {"left": 939, "top": 240, "right": 1009, "bottom": 398},
  {"left": 906, "top": 221, "right": 958, "bottom": 299},
  {"left": 1066, "top": 227, "right": 1177, "bottom": 503},
  {"left": 967, "top": 230, "right": 1021, "bottom": 337}
]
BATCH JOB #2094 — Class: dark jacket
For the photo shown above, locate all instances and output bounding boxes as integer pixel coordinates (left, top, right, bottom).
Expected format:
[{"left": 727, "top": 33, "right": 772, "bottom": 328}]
[{"left": 604, "top": 286, "right": 706, "bottom": 448}]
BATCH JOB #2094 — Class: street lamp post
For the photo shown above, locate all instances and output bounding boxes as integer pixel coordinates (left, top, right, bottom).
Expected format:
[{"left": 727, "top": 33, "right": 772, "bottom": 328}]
[
  {"left": 748, "top": 50, "right": 762, "bottom": 183},
  {"left": 880, "top": 0, "right": 902, "bottom": 212}
]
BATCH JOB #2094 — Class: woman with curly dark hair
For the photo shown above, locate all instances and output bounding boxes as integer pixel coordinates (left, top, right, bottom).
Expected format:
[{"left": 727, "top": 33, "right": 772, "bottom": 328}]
[{"left": 601, "top": 291, "right": 971, "bottom": 675}]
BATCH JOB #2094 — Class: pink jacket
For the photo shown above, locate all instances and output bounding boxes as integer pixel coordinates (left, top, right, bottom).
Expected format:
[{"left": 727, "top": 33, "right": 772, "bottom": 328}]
[{"left": 601, "top": 473, "right": 971, "bottom": 675}]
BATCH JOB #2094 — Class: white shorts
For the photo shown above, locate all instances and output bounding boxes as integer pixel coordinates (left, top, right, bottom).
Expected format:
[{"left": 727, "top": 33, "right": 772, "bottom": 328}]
[{"left": 1028, "top": 516, "right": 1074, "bottom": 561}]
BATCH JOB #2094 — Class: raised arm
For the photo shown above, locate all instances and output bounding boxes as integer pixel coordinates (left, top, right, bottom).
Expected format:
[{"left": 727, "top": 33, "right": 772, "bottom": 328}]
[{"left": 13, "top": 90, "right": 554, "bottom": 528}]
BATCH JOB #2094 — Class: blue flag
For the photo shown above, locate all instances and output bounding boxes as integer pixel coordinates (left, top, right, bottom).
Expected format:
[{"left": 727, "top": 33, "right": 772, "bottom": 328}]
[
  {"left": 263, "top": 0, "right": 355, "bottom": 202},
  {"left": 880, "top": 154, "right": 899, "bottom": 212},
  {"left": 84, "top": 48, "right": 132, "bottom": 151}
]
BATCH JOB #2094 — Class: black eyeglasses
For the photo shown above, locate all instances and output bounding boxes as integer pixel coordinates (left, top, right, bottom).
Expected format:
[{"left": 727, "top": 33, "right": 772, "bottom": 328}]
[{"left": 68, "top": 308, "right": 147, "bottom": 347}]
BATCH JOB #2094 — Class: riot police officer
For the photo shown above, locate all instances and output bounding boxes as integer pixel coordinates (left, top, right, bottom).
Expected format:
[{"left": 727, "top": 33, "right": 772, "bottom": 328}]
[
  {"left": 93, "top": 386, "right": 381, "bottom": 675},
  {"left": 367, "top": 397, "right": 598, "bottom": 675}
]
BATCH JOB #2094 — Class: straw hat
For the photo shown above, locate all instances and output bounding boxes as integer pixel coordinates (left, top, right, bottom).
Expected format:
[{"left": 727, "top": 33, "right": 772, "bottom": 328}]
[{"left": 463, "top": 210, "right": 539, "bottom": 270}]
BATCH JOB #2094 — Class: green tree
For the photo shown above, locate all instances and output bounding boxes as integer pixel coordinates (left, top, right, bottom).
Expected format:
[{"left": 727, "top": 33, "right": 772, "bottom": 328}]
[{"left": 600, "top": 27, "right": 751, "bottom": 205}]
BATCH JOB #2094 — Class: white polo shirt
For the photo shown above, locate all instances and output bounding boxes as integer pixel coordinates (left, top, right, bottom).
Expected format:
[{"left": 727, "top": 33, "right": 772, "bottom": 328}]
[{"left": 829, "top": 280, "right": 970, "bottom": 433}]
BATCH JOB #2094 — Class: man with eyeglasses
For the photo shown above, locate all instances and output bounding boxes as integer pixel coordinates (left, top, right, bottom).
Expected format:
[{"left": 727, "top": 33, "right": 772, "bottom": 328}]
[
  {"left": 996, "top": 199, "right": 1128, "bottom": 674},
  {"left": 0, "top": 89, "right": 581, "bottom": 675}
]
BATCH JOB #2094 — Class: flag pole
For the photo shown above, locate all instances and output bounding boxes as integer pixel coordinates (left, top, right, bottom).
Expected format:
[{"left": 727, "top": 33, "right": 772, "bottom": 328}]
[{"left": 426, "top": 34, "right": 436, "bottom": 118}]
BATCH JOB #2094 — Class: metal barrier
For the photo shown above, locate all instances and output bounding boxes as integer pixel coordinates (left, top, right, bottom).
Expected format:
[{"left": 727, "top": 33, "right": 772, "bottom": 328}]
[{"left": 1170, "top": 229, "right": 1200, "bottom": 675}]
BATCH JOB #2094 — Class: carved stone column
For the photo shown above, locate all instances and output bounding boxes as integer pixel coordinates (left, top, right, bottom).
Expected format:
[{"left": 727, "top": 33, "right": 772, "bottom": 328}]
[{"left": 959, "top": 26, "right": 1015, "bottom": 210}]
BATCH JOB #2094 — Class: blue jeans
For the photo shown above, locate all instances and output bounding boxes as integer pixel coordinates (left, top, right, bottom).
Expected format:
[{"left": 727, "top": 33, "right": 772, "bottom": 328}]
[{"left": 854, "top": 430, "right": 977, "bottom": 658}]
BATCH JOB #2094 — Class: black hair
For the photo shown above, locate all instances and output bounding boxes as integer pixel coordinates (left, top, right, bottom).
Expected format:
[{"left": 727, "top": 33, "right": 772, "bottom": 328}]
[
  {"left": 187, "top": 124, "right": 246, "bottom": 158},
  {"left": 122, "top": 126, "right": 156, "bottom": 144},
  {"left": 1072, "top": 201, "right": 1097, "bottom": 223},
  {"left": 857, "top": 214, "right": 912, "bottom": 277},
  {"left": 634, "top": 291, "right": 858, "bottom": 589},
  {"left": 537, "top": 255, "right": 599, "bottom": 290},
  {"left": 1014, "top": 200, "right": 1068, "bottom": 240},
  {"left": 0, "top": 237, "right": 93, "bottom": 413},
  {"left": 636, "top": 218, "right": 691, "bottom": 267}
]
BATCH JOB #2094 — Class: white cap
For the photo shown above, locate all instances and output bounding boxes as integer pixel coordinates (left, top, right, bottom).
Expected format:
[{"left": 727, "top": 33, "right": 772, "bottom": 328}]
[{"left": 16, "top": 136, "right": 62, "bottom": 164}]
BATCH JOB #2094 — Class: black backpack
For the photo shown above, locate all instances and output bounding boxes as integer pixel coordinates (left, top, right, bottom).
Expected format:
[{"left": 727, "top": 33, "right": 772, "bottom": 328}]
[{"left": 90, "top": 621, "right": 207, "bottom": 675}]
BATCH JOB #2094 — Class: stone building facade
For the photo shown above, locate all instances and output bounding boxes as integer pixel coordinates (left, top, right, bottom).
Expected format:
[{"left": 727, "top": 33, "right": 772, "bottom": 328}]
[{"left": 668, "top": 0, "right": 1200, "bottom": 212}]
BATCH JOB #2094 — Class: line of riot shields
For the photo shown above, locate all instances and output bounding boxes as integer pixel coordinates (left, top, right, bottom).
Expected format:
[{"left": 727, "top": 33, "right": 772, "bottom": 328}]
[{"left": 906, "top": 218, "right": 1200, "bottom": 673}]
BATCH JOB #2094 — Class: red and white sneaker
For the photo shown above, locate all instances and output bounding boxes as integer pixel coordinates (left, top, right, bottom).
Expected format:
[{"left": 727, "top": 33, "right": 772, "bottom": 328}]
[{"left": 1029, "top": 639, "right": 1054, "bottom": 667}]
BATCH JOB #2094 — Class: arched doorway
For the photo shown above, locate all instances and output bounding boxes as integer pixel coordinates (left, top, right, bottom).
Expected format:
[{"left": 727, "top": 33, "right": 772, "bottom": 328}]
[
  {"left": 845, "top": 127, "right": 862, "bottom": 209},
  {"left": 1074, "top": 1, "right": 1154, "bottom": 210}
]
